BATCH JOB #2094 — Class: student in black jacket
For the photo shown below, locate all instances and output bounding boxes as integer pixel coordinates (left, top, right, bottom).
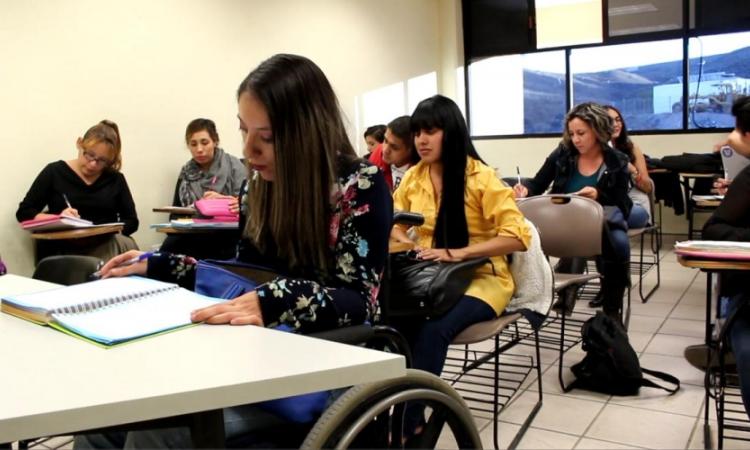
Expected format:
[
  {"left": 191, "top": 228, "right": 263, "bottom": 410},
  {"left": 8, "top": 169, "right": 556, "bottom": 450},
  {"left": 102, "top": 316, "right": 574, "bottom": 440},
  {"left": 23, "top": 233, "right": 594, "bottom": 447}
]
[
  {"left": 703, "top": 95, "right": 750, "bottom": 419},
  {"left": 16, "top": 120, "right": 139, "bottom": 261},
  {"left": 514, "top": 102, "right": 632, "bottom": 322}
]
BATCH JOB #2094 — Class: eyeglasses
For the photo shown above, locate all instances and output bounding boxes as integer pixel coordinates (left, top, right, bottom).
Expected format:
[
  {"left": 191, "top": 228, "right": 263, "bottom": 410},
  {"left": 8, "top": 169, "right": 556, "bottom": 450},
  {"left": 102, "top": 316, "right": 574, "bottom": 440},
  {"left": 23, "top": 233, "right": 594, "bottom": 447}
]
[
  {"left": 612, "top": 116, "right": 623, "bottom": 123},
  {"left": 82, "top": 150, "right": 112, "bottom": 167}
]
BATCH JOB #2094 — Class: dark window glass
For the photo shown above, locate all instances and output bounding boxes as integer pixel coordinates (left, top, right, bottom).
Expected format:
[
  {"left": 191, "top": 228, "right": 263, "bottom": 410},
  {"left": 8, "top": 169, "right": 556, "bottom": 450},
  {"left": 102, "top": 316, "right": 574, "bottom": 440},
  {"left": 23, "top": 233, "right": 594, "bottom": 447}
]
[
  {"left": 463, "top": 0, "right": 533, "bottom": 61},
  {"left": 608, "top": 0, "right": 683, "bottom": 37}
]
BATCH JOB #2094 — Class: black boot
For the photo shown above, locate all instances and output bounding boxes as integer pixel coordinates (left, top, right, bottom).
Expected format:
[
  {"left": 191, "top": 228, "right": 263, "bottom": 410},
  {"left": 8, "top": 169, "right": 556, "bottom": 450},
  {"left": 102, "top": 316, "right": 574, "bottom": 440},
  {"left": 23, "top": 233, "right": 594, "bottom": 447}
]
[
  {"left": 588, "top": 257, "right": 605, "bottom": 308},
  {"left": 601, "top": 261, "right": 629, "bottom": 325},
  {"left": 552, "top": 285, "right": 578, "bottom": 316}
]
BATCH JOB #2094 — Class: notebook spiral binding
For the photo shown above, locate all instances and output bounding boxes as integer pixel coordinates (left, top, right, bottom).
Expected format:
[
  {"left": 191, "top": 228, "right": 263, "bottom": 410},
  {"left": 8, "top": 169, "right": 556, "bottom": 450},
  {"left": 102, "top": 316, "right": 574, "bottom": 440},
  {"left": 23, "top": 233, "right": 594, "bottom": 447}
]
[{"left": 51, "top": 286, "right": 177, "bottom": 316}]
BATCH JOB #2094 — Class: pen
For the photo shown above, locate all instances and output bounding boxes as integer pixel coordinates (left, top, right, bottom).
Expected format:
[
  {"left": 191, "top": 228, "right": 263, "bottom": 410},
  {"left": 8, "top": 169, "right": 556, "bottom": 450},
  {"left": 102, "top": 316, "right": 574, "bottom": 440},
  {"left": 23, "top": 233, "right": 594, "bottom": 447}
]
[
  {"left": 62, "top": 193, "right": 72, "bottom": 210},
  {"left": 90, "top": 252, "right": 154, "bottom": 279},
  {"left": 516, "top": 166, "right": 521, "bottom": 186}
]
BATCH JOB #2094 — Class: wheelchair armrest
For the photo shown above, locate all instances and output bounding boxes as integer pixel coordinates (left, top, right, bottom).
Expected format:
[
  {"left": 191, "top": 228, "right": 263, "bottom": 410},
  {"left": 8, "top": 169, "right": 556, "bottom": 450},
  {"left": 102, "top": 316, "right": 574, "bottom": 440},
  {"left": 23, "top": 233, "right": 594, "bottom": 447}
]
[{"left": 307, "top": 324, "right": 375, "bottom": 345}]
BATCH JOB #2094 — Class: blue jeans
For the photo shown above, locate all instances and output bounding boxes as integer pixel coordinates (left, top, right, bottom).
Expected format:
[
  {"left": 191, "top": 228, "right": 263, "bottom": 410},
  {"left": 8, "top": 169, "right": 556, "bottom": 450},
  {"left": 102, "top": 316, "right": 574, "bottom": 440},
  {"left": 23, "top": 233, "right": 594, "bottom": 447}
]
[
  {"left": 396, "top": 295, "right": 496, "bottom": 433},
  {"left": 627, "top": 204, "right": 650, "bottom": 229},
  {"left": 728, "top": 294, "right": 750, "bottom": 420}
]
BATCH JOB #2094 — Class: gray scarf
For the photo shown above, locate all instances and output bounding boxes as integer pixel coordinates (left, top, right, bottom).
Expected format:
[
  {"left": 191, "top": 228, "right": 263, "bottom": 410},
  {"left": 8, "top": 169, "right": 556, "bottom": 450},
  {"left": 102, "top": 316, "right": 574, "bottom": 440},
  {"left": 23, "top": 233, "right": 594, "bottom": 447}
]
[{"left": 177, "top": 147, "right": 236, "bottom": 206}]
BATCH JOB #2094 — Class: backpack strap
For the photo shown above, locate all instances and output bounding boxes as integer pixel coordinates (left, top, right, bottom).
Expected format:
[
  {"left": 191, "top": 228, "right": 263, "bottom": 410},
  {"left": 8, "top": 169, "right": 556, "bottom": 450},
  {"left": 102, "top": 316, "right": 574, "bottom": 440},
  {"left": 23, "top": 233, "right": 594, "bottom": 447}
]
[{"left": 640, "top": 367, "right": 680, "bottom": 394}]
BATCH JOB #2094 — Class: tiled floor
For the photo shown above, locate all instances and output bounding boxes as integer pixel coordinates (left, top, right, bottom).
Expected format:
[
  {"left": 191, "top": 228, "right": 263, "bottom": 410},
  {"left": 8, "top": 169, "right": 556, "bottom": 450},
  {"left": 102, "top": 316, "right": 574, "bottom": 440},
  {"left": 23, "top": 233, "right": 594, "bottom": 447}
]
[{"left": 439, "top": 235, "right": 750, "bottom": 450}]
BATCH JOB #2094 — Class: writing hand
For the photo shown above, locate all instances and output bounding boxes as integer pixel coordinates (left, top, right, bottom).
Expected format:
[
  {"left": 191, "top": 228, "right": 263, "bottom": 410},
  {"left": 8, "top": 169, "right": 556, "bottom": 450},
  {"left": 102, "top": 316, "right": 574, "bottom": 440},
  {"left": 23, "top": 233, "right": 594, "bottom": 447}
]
[
  {"left": 60, "top": 207, "right": 80, "bottom": 218},
  {"left": 713, "top": 178, "right": 732, "bottom": 196},
  {"left": 417, "top": 248, "right": 466, "bottom": 262},
  {"left": 575, "top": 186, "right": 598, "bottom": 200},
  {"left": 98, "top": 250, "right": 148, "bottom": 279},
  {"left": 512, "top": 183, "right": 528, "bottom": 199},
  {"left": 191, "top": 291, "right": 264, "bottom": 326}
]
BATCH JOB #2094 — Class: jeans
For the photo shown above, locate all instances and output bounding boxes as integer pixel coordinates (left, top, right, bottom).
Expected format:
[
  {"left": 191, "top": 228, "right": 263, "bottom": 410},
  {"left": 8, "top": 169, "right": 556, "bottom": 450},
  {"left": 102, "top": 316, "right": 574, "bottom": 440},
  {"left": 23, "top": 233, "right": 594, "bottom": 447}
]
[
  {"left": 395, "top": 295, "right": 496, "bottom": 433},
  {"left": 728, "top": 294, "right": 750, "bottom": 420},
  {"left": 627, "top": 204, "right": 650, "bottom": 229}
]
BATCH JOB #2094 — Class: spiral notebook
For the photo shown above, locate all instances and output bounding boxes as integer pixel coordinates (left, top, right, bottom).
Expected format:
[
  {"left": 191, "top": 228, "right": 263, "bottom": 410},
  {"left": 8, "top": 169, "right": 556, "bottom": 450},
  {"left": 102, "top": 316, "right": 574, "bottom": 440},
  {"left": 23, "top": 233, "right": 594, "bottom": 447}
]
[{"left": 0, "top": 277, "right": 224, "bottom": 347}]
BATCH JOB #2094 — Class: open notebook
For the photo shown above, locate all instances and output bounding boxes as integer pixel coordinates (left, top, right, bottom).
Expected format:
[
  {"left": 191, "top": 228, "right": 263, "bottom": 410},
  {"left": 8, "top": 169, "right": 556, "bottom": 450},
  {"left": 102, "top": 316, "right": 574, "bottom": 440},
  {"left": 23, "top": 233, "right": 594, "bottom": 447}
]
[
  {"left": 20, "top": 215, "right": 124, "bottom": 232},
  {"left": 0, "top": 277, "right": 224, "bottom": 347},
  {"left": 675, "top": 240, "right": 750, "bottom": 261}
]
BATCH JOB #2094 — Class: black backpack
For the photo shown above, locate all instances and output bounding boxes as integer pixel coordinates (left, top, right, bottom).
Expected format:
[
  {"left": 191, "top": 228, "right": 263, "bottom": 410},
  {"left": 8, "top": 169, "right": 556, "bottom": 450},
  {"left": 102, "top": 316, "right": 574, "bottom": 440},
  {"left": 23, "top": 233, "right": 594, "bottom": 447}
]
[{"left": 565, "top": 312, "right": 680, "bottom": 396}]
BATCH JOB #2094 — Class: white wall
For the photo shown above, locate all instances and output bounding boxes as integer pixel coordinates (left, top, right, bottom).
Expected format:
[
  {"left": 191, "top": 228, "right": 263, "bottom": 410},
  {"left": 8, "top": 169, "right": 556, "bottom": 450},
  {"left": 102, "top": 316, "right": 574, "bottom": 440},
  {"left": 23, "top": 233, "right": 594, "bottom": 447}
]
[{"left": 1, "top": 0, "right": 441, "bottom": 276}]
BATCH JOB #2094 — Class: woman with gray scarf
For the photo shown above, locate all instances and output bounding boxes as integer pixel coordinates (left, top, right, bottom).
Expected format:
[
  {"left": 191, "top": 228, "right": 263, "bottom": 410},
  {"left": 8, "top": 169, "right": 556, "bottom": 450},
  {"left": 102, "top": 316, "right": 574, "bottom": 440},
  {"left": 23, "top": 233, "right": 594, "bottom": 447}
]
[
  {"left": 160, "top": 118, "right": 245, "bottom": 259},
  {"left": 174, "top": 118, "right": 245, "bottom": 207}
]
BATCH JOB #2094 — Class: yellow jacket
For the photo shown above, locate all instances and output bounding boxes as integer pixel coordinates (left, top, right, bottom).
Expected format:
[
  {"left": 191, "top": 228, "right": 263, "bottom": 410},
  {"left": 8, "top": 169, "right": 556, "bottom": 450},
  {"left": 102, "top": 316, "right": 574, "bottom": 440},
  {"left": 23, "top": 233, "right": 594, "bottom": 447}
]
[{"left": 393, "top": 158, "right": 531, "bottom": 315}]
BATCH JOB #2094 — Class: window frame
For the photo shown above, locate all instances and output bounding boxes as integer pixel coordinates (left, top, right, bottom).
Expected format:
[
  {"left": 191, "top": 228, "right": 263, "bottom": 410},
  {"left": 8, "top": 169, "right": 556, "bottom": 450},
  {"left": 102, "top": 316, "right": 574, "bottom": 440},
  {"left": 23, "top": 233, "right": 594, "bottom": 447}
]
[{"left": 463, "top": 0, "right": 748, "bottom": 139}]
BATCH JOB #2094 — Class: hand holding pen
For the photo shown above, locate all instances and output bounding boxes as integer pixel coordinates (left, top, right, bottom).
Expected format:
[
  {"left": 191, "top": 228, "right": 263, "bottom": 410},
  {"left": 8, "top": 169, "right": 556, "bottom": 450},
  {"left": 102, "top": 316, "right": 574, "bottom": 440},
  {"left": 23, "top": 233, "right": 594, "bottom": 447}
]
[
  {"left": 93, "top": 251, "right": 154, "bottom": 279},
  {"left": 61, "top": 193, "right": 80, "bottom": 218}
]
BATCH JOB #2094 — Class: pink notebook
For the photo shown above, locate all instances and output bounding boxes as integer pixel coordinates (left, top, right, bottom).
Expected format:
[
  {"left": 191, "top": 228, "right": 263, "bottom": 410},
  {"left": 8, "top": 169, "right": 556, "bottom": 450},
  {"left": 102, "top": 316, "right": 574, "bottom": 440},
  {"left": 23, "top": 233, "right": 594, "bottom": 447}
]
[
  {"left": 194, "top": 199, "right": 238, "bottom": 221},
  {"left": 21, "top": 215, "right": 93, "bottom": 231}
]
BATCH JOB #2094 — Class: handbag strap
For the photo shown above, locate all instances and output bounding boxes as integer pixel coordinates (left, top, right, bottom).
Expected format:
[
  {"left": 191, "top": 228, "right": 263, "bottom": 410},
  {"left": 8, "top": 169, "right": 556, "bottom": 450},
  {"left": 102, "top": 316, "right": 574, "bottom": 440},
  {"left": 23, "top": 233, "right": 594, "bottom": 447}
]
[{"left": 640, "top": 367, "right": 680, "bottom": 394}]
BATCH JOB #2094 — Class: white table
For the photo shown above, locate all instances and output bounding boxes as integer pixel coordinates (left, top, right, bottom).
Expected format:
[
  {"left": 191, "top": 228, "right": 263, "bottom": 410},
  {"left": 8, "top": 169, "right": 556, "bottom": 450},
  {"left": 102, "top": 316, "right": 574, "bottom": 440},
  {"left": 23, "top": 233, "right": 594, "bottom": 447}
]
[{"left": 0, "top": 274, "right": 405, "bottom": 444}]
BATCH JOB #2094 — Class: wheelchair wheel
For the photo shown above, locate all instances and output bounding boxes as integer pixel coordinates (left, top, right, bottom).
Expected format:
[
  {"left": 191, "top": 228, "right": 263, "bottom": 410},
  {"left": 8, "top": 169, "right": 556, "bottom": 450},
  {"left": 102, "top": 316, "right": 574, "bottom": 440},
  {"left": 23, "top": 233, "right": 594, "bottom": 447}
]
[{"left": 300, "top": 369, "right": 482, "bottom": 449}]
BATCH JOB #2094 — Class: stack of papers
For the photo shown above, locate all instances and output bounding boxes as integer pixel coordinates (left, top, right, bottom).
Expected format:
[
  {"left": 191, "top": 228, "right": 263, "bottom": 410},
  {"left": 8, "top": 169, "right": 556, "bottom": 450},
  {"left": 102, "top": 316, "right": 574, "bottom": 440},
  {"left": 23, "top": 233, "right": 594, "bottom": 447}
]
[
  {"left": 151, "top": 219, "right": 239, "bottom": 230},
  {"left": 21, "top": 215, "right": 124, "bottom": 232},
  {"left": 692, "top": 195, "right": 724, "bottom": 202},
  {"left": 675, "top": 240, "right": 750, "bottom": 261}
]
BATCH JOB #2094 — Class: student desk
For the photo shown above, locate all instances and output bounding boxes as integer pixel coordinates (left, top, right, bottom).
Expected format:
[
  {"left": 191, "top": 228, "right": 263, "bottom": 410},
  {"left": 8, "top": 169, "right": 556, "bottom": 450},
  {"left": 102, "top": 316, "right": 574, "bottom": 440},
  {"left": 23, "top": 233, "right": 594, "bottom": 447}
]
[
  {"left": 677, "top": 256, "right": 750, "bottom": 449},
  {"left": 0, "top": 274, "right": 405, "bottom": 445},
  {"left": 679, "top": 172, "right": 721, "bottom": 240},
  {"left": 28, "top": 225, "right": 123, "bottom": 241}
]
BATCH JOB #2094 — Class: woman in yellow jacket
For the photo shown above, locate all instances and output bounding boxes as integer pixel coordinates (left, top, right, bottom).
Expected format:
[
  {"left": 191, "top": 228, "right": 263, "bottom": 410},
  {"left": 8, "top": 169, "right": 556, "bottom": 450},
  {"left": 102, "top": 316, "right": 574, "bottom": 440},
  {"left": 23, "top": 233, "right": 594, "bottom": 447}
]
[{"left": 391, "top": 95, "right": 530, "bottom": 433}]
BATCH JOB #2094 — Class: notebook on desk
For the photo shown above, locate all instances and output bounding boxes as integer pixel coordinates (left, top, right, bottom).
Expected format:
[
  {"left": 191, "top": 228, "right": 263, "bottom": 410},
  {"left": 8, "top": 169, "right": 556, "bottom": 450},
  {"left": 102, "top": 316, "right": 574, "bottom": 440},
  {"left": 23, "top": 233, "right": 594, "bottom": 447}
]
[
  {"left": 21, "top": 215, "right": 124, "bottom": 232},
  {"left": 0, "top": 276, "right": 224, "bottom": 347},
  {"left": 675, "top": 240, "right": 750, "bottom": 261}
]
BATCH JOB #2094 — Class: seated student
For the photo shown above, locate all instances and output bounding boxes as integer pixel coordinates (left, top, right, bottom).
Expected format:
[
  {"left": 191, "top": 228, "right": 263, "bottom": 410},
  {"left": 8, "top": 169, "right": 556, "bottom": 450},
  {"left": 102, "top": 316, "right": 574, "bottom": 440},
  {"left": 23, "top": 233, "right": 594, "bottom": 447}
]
[
  {"left": 605, "top": 105, "right": 652, "bottom": 228},
  {"left": 702, "top": 95, "right": 750, "bottom": 419},
  {"left": 513, "top": 102, "right": 631, "bottom": 321},
  {"left": 362, "top": 123, "right": 385, "bottom": 160},
  {"left": 382, "top": 115, "right": 420, "bottom": 191},
  {"left": 73, "top": 54, "right": 391, "bottom": 449},
  {"left": 713, "top": 96, "right": 750, "bottom": 195},
  {"left": 390, "top": 94, "right": 530, "bottom": 434},
  {"left": 16, "top": 120, "right": 139, "bottom": 261},
  {"left": 159, "top": 118, "right": 245, "bottom": 259}
]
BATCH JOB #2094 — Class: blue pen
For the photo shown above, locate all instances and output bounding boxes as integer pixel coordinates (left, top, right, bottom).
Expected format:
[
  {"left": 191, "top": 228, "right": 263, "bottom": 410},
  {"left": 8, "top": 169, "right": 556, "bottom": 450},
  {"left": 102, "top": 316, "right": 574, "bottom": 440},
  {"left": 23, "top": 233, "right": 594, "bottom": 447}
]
[{"left": 90, "top": 252, "right": 154, "bottom": 279}]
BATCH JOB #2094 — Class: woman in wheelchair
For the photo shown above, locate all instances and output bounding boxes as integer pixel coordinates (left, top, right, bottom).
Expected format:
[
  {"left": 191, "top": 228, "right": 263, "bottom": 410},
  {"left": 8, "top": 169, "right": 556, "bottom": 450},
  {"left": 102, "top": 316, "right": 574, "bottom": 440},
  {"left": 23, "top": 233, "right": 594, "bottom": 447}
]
[
  {"left": 390, "top": 94, "right": 531, "bottom": 434},
  {"left": 513, "top": 102, "right": 632, "bottom": 322},
  {"left": 74, "top": 54, "right": 392, "bottom": 449}
]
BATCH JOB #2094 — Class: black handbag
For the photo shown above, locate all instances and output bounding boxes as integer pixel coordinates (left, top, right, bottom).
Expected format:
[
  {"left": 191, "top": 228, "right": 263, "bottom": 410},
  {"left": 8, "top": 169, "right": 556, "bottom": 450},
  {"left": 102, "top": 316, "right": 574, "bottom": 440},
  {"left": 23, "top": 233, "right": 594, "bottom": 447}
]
[{"left": 386, "top": 251, "right": 491, "bottom": 319}]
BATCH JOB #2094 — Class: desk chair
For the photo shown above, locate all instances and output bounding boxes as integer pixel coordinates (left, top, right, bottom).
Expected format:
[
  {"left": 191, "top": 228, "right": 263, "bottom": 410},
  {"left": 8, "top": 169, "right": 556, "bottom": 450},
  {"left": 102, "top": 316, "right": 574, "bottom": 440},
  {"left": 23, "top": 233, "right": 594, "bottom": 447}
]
[
  {"left": 517, "top": 195, "right": 606, "bottom": 389},
  {"left": 628, "top": 179, "right": 661, "bottom": 303},
  {"left": 32, "top": 255, "right": 102, "bottom": 285},
  {"left": 441, "top": 223, "right": 553, "bottom": 450},
  {"left": 680, "top": 172, "right": 721, "bottom": 239}
]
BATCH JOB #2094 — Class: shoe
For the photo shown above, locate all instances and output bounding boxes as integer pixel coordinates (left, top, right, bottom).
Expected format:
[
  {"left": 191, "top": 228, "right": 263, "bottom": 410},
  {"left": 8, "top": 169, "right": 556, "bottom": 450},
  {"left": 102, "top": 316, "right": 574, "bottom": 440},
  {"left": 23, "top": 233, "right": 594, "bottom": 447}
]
[
  {"left": 684, "top": 344, "right": 737, "bottom": 372},
  {"left": 588, "top": 290, "right": 604, "bottom": 308},
  {"left": 552, "top": 286, "right": 577, "bottom": 316}
]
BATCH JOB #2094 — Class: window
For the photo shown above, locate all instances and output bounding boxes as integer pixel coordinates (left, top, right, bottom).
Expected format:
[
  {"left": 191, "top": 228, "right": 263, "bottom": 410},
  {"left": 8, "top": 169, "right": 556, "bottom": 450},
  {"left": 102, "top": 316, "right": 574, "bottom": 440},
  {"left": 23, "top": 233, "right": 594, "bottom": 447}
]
[
  {"left": 536, "top": 0, "right": 602, "bottom": 48},
  {"left": 607, "top": 0, "right": 683, "bottom": 37},
  {"left": 687, "top": 31, "right": 750, "bottom": 129},
  {"left": 570, "top": 39, "right": 683, "bottom": 131},
  {"left": 468, "top": 51, "right": 566, "bottom": 135}
]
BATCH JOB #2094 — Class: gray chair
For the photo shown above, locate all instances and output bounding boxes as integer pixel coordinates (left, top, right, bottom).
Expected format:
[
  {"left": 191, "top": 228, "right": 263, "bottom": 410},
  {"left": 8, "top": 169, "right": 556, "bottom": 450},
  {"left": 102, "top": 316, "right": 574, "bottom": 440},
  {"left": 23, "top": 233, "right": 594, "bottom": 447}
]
[
  {"left": 627, "top": 179, "right": 661, "bottom": 303},
  {"left": 517, "top": 194, "right": 611, "bottom": 388},
  {"left": 32, "top": 255, "right": 102, "bottom": 286}
]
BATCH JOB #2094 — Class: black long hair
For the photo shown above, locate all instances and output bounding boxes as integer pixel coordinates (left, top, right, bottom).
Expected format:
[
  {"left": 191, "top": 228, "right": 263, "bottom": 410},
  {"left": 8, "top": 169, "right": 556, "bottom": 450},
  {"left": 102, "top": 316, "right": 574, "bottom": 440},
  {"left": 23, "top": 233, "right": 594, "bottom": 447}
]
[
  {"left": 603, "top": 104, "right": 634, "bottom": 162},
  {"left": 410, "top": 95, "right": 485, "bottom": 249}
]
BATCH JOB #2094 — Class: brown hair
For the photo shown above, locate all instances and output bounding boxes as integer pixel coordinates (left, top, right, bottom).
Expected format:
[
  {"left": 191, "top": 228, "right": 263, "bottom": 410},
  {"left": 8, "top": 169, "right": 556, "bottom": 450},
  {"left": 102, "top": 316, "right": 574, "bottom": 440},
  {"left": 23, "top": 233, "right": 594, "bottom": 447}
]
[
  {"left": 185, "top": 118, "right": 220, "bottom": 145},
  {"left": 237, "top": 54, "right": 356, "bottom": 273},
  {"left": 81, "top": 120, "right": 122, "bottom": 172},
  {"left": 561, "top": 102, "right": 613, "bottom": 152}
]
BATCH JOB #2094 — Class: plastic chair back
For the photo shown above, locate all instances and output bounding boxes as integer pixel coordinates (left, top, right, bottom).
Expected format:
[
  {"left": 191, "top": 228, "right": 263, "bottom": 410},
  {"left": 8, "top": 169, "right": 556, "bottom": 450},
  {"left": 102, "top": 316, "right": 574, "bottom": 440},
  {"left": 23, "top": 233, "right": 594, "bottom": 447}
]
[
  {"left": 517, "top": 194, "right": 603, "bottom": 258},
  {"left": 32, "top": 255, "right": 102, "bottom": 286}
]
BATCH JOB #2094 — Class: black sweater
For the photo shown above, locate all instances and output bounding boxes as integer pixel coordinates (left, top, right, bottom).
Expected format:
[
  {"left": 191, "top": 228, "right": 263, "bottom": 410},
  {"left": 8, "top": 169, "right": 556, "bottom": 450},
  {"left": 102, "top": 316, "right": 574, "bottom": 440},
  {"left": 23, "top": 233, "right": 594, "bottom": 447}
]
[
  {"left": 703, "top": 165, "right": 750, "bottom": 297},
  {"left": 16, "top": 161, "right": 139, "bottom": 236},
  {"left": 526, "top": 143, "right": 633, "bottom": 217}
]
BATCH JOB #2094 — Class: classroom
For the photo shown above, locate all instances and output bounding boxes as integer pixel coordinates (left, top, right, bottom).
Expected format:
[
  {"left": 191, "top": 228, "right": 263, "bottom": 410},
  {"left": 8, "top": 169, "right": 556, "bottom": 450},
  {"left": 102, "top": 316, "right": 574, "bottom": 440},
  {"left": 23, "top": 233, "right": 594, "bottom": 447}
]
[{"left": 1, "top": 0, "right": 749, "bottom": 448}]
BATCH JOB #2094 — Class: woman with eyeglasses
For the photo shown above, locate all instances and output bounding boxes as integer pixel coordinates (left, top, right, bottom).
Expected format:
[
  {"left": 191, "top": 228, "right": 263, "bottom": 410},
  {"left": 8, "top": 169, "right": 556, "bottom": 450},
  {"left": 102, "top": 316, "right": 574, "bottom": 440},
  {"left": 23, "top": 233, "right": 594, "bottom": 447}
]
[
  {"left": 605, "top": 105, "right": 652, "bottom": 229},
  {"left": 16, "top": 120, "right": 139, "bottom": 260}
]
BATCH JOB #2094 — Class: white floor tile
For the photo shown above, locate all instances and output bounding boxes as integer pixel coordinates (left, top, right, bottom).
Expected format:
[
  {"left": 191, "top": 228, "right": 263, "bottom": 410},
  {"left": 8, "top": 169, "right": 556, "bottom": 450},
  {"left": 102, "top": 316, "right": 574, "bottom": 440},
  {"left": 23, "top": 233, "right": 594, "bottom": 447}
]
[
  {"left": 575, "top": 437, "right": 646, "bottom": 449},
  {"left": 608, "top": 382, "right": 704, "bottom": 417},
  {"left": 626, "top": 314, "right": 665, "bottom": 334},
  {"left": 658, "top": 317, "right": 705, "bottom": 338},
  {"left": 499, "top": 391, "right": 604, "bottom": 435},
  {"left": 639, "top": 352, "right": 706, "bottom": 387},
  {"left": 481, "top": 423, "right": 579, "bottom": 450},
  {"left": 629, "top": 301, "right": 675, "bottom": 318},
  {"left": 586, "top": 404, "right": 695, "bottom": 448},
  {"left": 643, "top": 333, "right": 703, "bottom": 357},
  {"left": 671, "top": 303, "right": 708, "bottom": 321}
]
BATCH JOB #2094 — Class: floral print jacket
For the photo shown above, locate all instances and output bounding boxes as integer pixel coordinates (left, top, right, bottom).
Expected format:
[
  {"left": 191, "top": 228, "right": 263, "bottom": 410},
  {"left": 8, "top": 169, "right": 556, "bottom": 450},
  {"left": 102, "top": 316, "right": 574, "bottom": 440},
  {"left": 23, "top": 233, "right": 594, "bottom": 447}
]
[{"left": 147, "top": 158, "right": 392, "bottom": 334}]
